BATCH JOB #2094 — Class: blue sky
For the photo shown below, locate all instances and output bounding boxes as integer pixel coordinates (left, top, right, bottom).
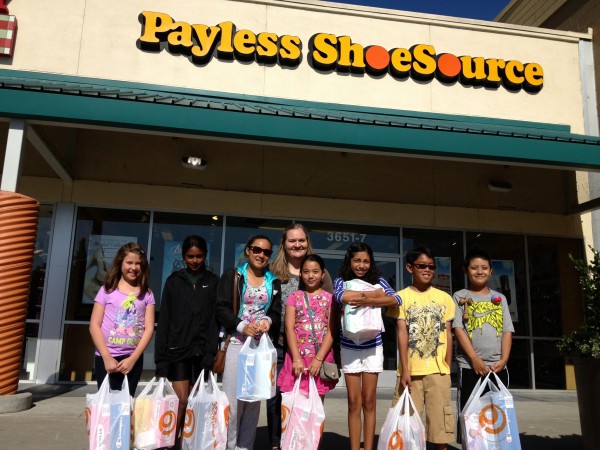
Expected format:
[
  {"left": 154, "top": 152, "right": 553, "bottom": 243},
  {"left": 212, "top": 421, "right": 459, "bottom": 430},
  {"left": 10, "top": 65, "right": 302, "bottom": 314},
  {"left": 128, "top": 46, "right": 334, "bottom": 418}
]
[{"left": 329, "top": 0, "right": 513, "bottom": 21}]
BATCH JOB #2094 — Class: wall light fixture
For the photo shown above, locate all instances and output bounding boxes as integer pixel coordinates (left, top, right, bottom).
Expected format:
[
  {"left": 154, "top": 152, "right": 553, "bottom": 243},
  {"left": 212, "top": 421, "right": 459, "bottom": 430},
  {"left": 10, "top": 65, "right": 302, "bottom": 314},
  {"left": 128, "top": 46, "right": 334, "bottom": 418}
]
[{"left": 181, "top": 156, "right": 207, "bottom": 170}]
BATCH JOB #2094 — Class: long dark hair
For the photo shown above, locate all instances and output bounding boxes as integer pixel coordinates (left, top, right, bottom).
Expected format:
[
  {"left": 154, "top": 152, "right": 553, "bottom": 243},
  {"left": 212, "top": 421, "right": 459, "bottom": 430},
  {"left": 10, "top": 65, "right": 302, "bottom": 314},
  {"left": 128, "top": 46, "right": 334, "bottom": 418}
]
[
  {"left": 340, "top": 243, "right": 380, "bottom": 284},
  {"left": 103, "top": 242, "right": 150, "bottom": 298}
]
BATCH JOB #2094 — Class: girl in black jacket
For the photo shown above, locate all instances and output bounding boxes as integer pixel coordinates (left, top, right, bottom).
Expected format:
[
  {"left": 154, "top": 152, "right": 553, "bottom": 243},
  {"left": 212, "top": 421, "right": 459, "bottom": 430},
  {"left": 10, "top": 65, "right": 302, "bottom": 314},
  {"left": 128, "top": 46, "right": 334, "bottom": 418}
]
[{"left": 155, "top": 235, "right": 220, "bottom": 450}]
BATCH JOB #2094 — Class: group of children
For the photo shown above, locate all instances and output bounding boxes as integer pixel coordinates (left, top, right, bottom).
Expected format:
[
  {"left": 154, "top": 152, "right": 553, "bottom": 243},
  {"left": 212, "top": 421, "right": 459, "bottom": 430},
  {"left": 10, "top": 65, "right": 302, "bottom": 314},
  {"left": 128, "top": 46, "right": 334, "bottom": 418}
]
[{"left": 89, "top": 229, "right": 513, "bottom": 450}]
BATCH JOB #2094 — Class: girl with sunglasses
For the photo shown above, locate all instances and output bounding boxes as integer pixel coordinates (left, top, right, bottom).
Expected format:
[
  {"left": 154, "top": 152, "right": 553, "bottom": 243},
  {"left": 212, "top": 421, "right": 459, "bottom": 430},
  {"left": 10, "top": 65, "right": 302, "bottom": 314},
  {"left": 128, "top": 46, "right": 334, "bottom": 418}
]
[
  {"left": 215, "top": 235, "right": 282, "bottom": 450},
  {"left": 334, "top": 243, "right": 401, "bottom": 450}
]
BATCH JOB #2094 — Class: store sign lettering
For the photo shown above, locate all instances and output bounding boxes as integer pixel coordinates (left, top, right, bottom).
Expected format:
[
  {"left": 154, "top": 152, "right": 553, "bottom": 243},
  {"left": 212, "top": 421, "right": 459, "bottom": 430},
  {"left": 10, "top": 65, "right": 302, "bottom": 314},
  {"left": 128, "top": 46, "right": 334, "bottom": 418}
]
[{"left": 138, "top": 11, "right": 544, "bottom": 92}]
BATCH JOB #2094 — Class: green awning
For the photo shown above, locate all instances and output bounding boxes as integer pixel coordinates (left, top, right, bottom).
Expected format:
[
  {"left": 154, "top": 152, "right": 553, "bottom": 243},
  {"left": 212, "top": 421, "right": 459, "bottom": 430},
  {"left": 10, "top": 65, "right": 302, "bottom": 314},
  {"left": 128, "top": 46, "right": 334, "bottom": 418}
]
[{"left": 1, "top": 68, "right": 599, "bottom": 169}]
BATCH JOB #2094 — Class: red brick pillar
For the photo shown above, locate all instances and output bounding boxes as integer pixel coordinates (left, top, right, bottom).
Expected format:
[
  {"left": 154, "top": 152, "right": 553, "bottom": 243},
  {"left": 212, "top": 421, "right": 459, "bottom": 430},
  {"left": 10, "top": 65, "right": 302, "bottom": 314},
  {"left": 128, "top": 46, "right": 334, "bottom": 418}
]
[{"left": 0, "top": 191, "right": 39, "bottom": 395}]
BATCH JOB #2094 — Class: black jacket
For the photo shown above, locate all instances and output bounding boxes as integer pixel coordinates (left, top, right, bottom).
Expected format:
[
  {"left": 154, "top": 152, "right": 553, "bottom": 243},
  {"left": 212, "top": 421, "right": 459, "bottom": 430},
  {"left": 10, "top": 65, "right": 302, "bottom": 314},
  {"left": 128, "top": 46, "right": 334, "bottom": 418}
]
[
  {"left": 155, "top": 268, "right": 220, "bottom": 376},
  {"left": 215, "top": 266, "right": 282, "bottom": 345}
]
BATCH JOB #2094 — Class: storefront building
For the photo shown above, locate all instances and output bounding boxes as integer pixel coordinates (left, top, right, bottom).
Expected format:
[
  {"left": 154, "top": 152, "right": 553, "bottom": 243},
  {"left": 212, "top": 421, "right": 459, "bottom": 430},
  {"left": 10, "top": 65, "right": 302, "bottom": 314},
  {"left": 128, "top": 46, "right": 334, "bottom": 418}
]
[{"left": 1, "top": 0, "right": 599, "bottom": 389}]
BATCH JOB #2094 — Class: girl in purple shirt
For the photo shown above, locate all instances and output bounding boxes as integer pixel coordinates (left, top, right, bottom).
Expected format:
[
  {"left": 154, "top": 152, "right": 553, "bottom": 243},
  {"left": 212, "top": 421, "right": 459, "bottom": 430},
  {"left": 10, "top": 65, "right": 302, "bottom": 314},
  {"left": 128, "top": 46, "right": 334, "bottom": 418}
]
[{"left": 89, "top": 242, "right": 155, "bottom": 395}]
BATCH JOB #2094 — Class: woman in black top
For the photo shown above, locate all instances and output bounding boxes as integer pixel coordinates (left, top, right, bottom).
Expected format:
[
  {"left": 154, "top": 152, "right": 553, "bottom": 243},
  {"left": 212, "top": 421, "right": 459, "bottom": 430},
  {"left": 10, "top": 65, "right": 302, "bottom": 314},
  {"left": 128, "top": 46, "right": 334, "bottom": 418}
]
[{"left": 155, "top": 235, "right": 220, "bottom": 449}]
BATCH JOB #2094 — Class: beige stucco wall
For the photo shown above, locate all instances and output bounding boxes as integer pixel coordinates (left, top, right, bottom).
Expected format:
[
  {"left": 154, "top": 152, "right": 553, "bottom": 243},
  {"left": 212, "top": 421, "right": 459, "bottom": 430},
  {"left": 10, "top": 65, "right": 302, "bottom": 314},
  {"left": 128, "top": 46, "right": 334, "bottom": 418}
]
[
  {"left": 17, "top": 176, "right": 584, "bottom": 239},
  {"left": 6, "top": 0, "right": 590, "bottom": 132}
]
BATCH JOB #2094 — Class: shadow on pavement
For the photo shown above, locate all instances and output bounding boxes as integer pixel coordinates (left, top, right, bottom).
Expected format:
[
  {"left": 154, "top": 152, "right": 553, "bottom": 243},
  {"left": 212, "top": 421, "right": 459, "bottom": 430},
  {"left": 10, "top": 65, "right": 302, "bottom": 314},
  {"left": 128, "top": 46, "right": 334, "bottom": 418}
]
[
  {"left": 255, "top": 426, "right": 351, "bottom": 448},
  {"left": 519, "top": 433, "right": 583, "bottom": 449},
  {"left": 18, "top": 383, "right": 90, "bottom": 402}
]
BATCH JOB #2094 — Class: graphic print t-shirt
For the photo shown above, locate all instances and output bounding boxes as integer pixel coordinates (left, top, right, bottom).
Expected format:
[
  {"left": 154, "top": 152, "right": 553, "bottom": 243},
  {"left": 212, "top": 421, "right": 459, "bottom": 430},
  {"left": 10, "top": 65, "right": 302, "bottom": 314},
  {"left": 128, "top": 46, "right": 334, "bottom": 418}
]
[
  {"left": 452, "top": 288, "right": 514, "bottom": 369},
  {"left": 391, "top": 287, "right": 455, "bottom": 376},
  {"left": 94, "top": 287, "right": 155, "bottom": 357}
]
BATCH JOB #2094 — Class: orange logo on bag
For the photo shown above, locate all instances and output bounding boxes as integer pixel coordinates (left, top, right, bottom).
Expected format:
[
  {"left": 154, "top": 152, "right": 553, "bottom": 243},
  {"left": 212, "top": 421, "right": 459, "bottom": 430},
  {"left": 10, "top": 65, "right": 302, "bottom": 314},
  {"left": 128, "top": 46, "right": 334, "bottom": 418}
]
[
  {"left": 85, "top": 407, "right": 91, "bottom": 435},
  {"left": 224, "top": 405, "right": 230, "bottom": 428},
  {"left": 388, "top": 430, "right": 403, "bottom": 449},
  {"left": 160, "top": 410, "right": 177, "bottom": 435},
  {"left": 183, "top": 409, "right": 195, "bottom": 438},
  {"left": 479, "top": 404, "right": 507, "bottom": 435},
  {"left": 269, "top": 362, "right": 277, "bottom": 385},
  {"left": 281, "top": 405, "right": 290, "bottom": 432}
]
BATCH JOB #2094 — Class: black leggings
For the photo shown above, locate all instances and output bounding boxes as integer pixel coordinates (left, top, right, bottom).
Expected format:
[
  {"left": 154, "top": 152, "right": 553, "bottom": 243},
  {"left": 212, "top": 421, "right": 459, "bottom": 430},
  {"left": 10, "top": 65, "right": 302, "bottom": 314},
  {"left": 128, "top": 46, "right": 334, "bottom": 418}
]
[{"left": 94, "top": 354, "right": 144, "bottom": 396}]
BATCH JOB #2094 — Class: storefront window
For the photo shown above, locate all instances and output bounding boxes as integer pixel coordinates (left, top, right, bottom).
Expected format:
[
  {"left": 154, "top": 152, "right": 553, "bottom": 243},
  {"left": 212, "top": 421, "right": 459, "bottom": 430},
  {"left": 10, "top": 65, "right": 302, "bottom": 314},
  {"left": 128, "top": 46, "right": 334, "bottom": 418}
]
[
  {"left": 150, "top": 212, "right": 223, "bottom": 311},
  {"left": 533, "top": 339, "right": 566, "bottom": 389},
  {"left": 20, "top": 323, "right": 39, "bottom": 381},
  {"left": 222, "top": 217, "right": 288, "bottom": 269},
  {"left": 27, "top": 205, "right": 53, "bottom": 320},
  {"left": 508, "top": 338, "right": 531, "bottom": 388},
  {"left": 302, "top": 221, "right": 399, "bottom": 254},
  {"left": 60, "top": 324, "right": 96, "bottom": 382},
  {"left": 527, "top": 236, "right": 584, "bottom": 338},
  {"left": 64, "top": 207, "right": 151, "bottom": 321},
  {"left": 20, "top": 205, "right": 53, "bottom": 381}
]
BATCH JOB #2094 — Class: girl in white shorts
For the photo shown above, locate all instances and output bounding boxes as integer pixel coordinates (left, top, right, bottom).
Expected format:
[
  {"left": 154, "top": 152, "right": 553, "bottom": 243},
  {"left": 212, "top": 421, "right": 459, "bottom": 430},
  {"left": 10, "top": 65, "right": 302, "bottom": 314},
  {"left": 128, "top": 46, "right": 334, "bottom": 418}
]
[{"left": 333, "top": 243, "right": 402, "bottom": 450}]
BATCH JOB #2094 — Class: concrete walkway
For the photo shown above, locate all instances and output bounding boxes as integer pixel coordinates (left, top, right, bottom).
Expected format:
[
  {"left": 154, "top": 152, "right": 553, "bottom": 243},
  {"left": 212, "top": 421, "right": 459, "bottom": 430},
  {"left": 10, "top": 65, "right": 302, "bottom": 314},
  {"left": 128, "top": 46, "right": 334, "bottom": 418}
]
[{"left": 0, "top": 383, "right": 583, "bottom": 449}]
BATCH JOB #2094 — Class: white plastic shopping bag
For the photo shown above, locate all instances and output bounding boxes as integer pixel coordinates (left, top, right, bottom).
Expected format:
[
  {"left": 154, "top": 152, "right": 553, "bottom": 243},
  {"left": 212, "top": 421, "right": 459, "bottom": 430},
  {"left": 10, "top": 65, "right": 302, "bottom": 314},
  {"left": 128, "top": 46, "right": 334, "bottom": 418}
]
[
  {"left": 281, "top": 375, "right": 325, "bottom": 450},
  {"left": 236, "top": 333, "right": 277, "bottom": 401},
  {"left": 342, "top": 279, "right": 385, "bottom": 343},
  {"left": 85, "top": 375, "right": 131, "bottom": 450},
  {"left": 182, "top": 370, "right": 230, "bottom": 450},
  {"left": 377, "top": 386, "right": 425, "bottom": 450},
  {"left": 460, "top": 372, "right": 521, "bottom": 450},
  {"left": 133, "top": 377, "right": 179, "bottom": 450}
]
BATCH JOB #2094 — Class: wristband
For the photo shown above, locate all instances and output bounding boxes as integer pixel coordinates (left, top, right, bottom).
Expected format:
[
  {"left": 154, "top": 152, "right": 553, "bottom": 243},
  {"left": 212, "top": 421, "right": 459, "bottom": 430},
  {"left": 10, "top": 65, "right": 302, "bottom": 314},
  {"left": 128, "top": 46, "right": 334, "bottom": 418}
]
[{"left": 315, "top": 356, "right": 323, "bottom": 362}]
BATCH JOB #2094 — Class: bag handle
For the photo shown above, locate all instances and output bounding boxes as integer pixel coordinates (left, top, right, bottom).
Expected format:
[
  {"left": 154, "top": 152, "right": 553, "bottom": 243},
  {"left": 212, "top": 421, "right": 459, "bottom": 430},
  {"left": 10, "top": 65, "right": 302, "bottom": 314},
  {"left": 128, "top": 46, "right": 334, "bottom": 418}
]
[{"left": 188, "top": 369, "right": 205, "bottom": 403}]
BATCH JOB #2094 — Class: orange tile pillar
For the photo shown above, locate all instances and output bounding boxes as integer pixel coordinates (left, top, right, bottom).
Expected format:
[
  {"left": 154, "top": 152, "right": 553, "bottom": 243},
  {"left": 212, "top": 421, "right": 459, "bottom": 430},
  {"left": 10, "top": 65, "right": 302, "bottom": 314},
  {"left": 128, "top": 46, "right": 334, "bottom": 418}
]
[{"left": 0, "top": 191, "right": 39, "bottom": 395}]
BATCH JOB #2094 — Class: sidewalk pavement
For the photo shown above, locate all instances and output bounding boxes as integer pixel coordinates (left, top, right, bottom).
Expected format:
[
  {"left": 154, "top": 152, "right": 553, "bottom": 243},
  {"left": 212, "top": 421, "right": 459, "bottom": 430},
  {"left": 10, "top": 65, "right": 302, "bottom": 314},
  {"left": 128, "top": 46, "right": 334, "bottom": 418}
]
[{"left": 0, "top": 383, "right": 583, "bottom": 449}]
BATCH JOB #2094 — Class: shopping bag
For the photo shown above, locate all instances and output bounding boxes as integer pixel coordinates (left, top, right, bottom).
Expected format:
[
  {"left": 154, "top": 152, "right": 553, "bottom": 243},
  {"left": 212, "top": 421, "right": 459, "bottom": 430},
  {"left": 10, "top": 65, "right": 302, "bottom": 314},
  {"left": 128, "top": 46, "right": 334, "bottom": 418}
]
[
  {"left": 133, "top": 377, "right": 179, "bottom": 450},
  {"left": 236, "top": 333, "right": 278, "bottom": 401},
  {"left": 182, "top": 370, "right": 230, "bottom": 450},
  {"left": 377, "top": 386, "right": 426, "bottom": 450},
  {"left": 281, "top": 375, "right": 325, "bottom": 450},
  {"left": 342, "top": 279, "right": 385, "bottom": 344},
  {"left": 85, "top": 375, "right": 131, "bottom": 450},
  {"left": 460, "top": 372, "right": 521, "bottom": 450}
]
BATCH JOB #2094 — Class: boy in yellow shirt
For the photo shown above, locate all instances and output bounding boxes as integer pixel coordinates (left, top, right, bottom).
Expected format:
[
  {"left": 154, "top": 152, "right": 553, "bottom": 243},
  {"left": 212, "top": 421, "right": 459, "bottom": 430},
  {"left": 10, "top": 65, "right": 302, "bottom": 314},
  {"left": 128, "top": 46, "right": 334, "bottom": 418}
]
[{"left": 389, "top": 246, "right": 455, "bottom": 450}]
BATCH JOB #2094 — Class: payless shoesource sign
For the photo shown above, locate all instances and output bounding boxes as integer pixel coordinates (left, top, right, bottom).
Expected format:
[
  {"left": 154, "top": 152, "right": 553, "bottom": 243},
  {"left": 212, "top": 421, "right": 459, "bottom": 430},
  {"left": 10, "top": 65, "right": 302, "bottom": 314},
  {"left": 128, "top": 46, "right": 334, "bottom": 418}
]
[{"left": 138, "top": 11, "right": 544, "bottom": 93}]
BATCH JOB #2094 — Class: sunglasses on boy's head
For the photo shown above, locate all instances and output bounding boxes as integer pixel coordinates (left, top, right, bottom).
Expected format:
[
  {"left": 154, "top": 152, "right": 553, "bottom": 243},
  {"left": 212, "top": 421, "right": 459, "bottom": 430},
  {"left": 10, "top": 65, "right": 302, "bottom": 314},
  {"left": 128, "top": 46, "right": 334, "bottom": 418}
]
[
  {"left": 412, "top": 263, "right": 437, "bottom": 270},
  {"left": 248, "top": 245, "right": 273, "bottom": 257}
]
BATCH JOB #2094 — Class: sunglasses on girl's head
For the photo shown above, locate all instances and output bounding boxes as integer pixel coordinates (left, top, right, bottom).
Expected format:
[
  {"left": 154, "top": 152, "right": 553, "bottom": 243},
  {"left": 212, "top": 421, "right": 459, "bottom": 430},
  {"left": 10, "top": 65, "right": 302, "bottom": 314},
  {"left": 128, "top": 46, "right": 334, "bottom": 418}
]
[
  {"left": 248, "top": 245, "right": 273, "bottom": 257},
  {"left": 412, "top": 263, "right": 437, "bottom": 270}
]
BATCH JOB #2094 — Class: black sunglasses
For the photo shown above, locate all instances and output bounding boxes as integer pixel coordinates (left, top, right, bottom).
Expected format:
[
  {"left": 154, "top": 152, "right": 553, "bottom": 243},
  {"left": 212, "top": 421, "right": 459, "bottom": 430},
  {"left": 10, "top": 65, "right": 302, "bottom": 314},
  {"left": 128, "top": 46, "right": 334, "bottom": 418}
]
[
  {"left": 412, "top": 263, "right": 437, "bottom": 270},
  {"left": 248, "top": 245, "right": 273, "bottom": 257}
]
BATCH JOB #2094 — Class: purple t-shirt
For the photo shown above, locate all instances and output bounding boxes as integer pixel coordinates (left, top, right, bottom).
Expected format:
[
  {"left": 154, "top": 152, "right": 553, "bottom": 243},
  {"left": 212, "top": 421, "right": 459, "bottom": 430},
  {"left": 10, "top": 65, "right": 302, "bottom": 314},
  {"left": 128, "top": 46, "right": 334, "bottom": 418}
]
[{"left": 94, "top": 287, "right": 155, "bottom": 357}]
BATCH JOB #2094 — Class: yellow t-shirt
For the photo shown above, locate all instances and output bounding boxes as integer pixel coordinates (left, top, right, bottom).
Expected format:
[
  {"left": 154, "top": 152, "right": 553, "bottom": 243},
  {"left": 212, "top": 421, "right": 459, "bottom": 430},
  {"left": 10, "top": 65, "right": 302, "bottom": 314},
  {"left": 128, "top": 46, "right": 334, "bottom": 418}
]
[{"left": 389, "top": 287, "right": 455, "bottom": 376}]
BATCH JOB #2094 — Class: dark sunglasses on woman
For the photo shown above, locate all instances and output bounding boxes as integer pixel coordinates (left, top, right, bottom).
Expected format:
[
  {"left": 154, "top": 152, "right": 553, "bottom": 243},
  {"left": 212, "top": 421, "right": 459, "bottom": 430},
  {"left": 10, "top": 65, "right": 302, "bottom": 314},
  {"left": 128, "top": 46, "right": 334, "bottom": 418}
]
[{"left": 248, "top": 245, "right": 273, "bottom": 257}]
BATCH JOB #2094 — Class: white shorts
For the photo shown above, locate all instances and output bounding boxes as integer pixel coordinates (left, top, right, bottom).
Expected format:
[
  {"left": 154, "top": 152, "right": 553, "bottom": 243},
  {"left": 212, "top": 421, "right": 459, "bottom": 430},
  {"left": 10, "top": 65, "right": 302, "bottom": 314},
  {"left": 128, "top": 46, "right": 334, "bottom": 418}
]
[{"left": 340, "top": 345, "right": 383, "bottom": 373}]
